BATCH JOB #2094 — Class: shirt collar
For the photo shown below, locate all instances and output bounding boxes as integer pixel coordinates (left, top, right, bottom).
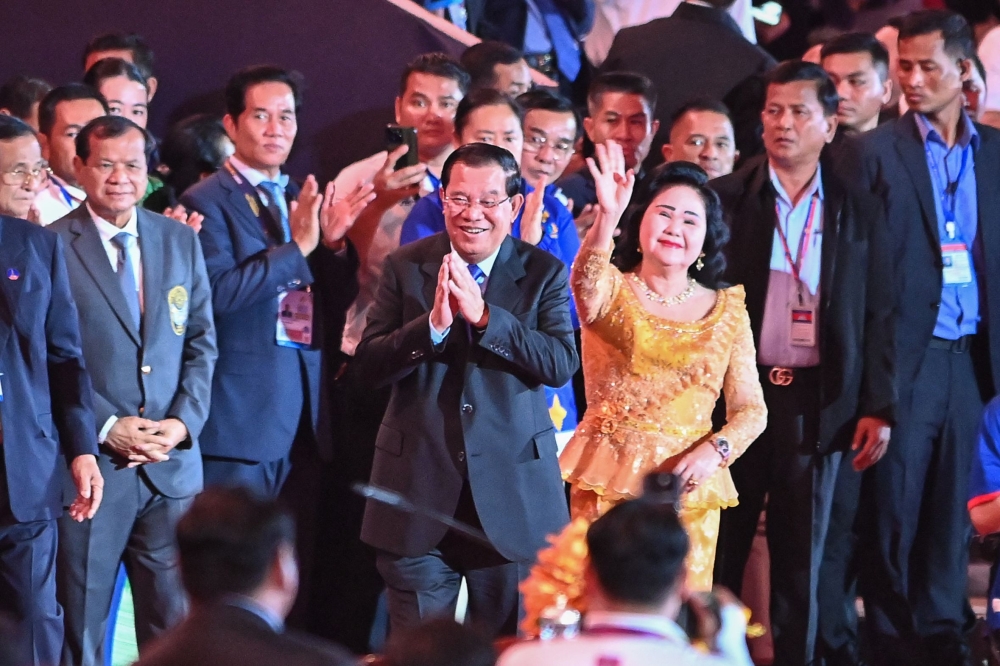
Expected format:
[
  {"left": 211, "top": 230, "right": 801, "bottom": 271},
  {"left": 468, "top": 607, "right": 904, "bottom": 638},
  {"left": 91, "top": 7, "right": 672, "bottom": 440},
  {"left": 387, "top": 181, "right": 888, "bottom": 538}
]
[
  {"left": 767, "top": 161, "right": 824, "bottom": 207},
  {"left": 583, "top": 610, "right": 688, "bottom": 642},
  {"left": 87, "top": 202, "right": 139, "bottom": 243},
  {"left": 448, "top": 241, "right": 503, "bottom": 277},
  {"left": 221, "top": 595, "right": 284, "bottom": 633},
  {"left": 51, "top": 174, "right": 86, "bottom": 202},
  {"left": 229, "top": 155, "right": 290, "bottom": 190},
  {"left": 915, "top": 110, "right": 980, "bottom": 151}
]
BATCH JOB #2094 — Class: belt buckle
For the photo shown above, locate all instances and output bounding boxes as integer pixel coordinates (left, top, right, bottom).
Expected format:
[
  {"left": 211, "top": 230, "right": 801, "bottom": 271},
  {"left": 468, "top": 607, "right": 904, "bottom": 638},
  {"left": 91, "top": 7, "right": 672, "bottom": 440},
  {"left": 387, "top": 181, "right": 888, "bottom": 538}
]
[{"left": 768, "top": 367, "right": 794, "bottom": 386}]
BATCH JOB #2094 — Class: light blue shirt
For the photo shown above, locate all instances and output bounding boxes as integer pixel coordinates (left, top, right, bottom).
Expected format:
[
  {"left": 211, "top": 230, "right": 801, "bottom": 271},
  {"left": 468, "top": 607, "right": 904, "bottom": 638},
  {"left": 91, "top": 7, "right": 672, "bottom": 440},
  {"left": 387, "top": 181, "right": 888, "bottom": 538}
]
[
  {"left": 769, "top": 163, "right": 824, "bottom": 297},
  {"left": 915, "top": 112, "right": 981, "bottom": 340},
  {"left": 524, "top": 0, "right": 554, "bottom": 53}
]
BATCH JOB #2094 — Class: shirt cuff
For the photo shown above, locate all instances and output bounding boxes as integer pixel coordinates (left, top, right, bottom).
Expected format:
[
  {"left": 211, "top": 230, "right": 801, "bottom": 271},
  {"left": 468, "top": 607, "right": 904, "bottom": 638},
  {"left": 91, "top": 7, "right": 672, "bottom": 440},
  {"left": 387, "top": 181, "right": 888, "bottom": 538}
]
[
  {"left": 429, "top": 324, "right": 450, "bottom": 345},
  {"left": 98, "top": 415, "right": 118, "bottom": 444},
  {"left": 716, "top": 605, "right": 753, "bottom": 666}
]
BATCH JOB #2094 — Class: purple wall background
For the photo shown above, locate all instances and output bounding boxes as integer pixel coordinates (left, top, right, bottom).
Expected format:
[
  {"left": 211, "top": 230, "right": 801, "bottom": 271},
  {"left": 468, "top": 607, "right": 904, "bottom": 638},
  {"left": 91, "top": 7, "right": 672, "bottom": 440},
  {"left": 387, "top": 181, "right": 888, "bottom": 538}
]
[{"left": 0, "top": 0, "right": 466, "bottom": 181}]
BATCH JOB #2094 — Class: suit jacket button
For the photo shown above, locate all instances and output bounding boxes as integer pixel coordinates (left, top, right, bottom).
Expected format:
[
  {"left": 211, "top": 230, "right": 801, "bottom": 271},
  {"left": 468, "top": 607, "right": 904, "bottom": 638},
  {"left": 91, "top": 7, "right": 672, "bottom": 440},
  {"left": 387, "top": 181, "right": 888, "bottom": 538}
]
[
  {"left": 141, "top": 365, "right": 151, "bottom": 375},
  {"left": 457, "top": 451, "right": 466, "bottom": 462},
  {"left": 462, "top": 403, "right": 474, "bottom": 414},
  {"left": 931, "top": 301, "right": 941, "bottom": 309},
  {"left": 410, "top": 350, "right": 422, "bottom": 359},
  {"left": 290, "top": 278, "right": 301, "bottom": 287}
]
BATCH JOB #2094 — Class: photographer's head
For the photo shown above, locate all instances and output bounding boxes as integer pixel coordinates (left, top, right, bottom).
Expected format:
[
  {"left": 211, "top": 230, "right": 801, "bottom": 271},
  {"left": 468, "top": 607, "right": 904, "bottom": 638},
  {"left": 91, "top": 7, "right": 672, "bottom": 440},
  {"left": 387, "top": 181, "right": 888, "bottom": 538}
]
[
  {"left": 585, "top": 490, "right": 690, "bottom": 618},
  {"left": 176, "top": 487, "right": 299, "bottom": 619}
]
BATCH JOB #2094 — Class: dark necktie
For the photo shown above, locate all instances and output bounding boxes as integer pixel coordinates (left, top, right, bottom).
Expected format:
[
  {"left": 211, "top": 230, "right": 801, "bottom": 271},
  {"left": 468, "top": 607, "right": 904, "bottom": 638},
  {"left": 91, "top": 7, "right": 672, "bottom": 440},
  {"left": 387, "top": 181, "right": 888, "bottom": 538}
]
[
  {"left": 111, "top": 232, "right": 141, "bottom": 331},
  {"left": 258, "top": 181, "right": 292, "bottom": 243},
  {"left": 534, "top": 0, "right": 581, "bottom": 81},
  {"left": 467, "top": 263, "right": 486, "bottom": 295}
]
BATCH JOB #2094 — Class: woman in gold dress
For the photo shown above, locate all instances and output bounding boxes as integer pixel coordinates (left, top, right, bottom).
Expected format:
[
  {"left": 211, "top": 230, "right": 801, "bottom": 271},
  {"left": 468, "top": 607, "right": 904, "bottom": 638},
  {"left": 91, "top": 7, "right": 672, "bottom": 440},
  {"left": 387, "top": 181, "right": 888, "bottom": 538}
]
[{"left": 521, "top": 145, "right": 766, "bottom": 631}]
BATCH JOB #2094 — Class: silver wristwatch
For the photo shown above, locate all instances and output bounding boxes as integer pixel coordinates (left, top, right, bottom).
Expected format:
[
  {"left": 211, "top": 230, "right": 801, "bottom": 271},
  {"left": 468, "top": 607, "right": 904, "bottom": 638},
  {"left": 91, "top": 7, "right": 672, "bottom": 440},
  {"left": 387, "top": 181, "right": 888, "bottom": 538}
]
[{"left": 712, "top": 437, "right": 732, "bottom": 465}]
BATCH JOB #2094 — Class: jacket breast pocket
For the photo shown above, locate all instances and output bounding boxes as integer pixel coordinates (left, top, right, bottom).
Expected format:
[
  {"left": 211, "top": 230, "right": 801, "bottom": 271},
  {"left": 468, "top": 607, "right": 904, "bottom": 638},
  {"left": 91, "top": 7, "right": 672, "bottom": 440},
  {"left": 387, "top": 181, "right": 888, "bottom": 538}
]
[
  {"left": 375, "top": 424, "right": 403, "bottom": 456},
  {"left": 516, "top": 429, "right": 556, "bottom": 463}
]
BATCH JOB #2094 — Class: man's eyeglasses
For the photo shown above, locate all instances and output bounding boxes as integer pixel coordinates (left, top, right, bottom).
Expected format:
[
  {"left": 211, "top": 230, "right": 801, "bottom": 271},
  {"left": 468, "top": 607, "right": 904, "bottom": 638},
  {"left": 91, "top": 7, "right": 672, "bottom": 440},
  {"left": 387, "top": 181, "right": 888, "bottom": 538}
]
[
  {"left": 443, "top": 196, "right": 512, "bottom": 212},
  {"left": 1, "top": 164, "right": 51, "bottom": 187},
  {"left": 523, "top": 134, "right": 574, "bottom": 158}
]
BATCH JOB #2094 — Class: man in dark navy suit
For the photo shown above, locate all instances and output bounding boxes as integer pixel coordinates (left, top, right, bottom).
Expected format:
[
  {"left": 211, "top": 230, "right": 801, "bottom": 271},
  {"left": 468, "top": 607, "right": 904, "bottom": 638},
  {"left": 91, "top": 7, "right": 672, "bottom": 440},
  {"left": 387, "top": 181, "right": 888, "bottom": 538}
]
[
  {"left": 181, "top": 66, "right": 370, "bottom": 498},
  {"left": 0, "top": 207, "right": 103, "bottom": 662}
]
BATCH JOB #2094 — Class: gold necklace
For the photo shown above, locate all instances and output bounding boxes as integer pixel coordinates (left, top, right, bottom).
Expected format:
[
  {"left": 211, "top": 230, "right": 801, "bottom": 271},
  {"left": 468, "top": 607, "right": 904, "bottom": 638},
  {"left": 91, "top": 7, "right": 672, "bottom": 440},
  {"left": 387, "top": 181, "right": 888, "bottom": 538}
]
[{"left": 630, "top": 273, "right": 697, "bottom": 307}]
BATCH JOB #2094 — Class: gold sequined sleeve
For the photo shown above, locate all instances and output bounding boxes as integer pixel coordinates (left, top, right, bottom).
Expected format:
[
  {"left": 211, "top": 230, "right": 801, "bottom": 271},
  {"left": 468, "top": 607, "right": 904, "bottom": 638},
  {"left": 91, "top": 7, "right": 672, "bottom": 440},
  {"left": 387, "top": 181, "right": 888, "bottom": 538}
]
[
  {"left": 716, "top": 287, "right": 767, "bottom": 461},
  {"left": 570, "top": 241, "right": 621, "bottom": 326}
]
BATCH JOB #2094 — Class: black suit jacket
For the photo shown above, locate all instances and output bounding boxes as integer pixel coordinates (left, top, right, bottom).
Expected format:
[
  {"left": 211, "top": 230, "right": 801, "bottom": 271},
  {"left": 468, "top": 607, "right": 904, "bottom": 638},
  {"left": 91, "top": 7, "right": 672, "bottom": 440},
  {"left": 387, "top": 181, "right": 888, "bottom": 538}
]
[
  {"left": 853, "top": 112, "right": 1000, "bottom": 401},
  {"left": 710, "top": 156, "right": 896, "bottom": 452},
  {"left": 470, "top": 0, "right": 595, "bottom": 49},
  {"left": 601, "top": 3, "right": 776, "bottom": 169},
  {"left": 355, "top": 233, "right": 576, "bottom": 561},
  {"left": 136, "top": 603, "right": 354, "bottom": 666}
]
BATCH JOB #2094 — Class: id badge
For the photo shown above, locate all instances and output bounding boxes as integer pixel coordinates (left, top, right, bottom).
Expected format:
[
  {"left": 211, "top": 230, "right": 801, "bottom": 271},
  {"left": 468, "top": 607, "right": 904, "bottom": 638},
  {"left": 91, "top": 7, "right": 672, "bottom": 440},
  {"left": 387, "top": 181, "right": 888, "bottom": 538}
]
[
  {"left": 941, "top": 242, "right": 974, "bottom": 286},
  {"left": 276, "top": 290, "right": 314, "bottom": 349},
  {"left": 790, "top": 304, "right": 817, "bottom": 347}
]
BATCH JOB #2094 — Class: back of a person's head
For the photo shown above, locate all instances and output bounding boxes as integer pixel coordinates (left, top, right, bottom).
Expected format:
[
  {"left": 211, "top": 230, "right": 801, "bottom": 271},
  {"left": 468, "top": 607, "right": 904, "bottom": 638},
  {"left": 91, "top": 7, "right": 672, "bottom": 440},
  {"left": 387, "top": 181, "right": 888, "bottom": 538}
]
[
  {"left": 175, "top": 487, "right": 296, "bottom": 604},
  {"left": 0, "top": 76, "right": 51, "bottom": 121},
  {"left": 160, "top": 114, "right": 230, "bottom": 194},
  {"left": 383, "top": 618, "right": 497, "bottom": 666},
  {"left": 820, "top": 32, "right": 890, "bottom": 79},
  {"left": 586, "top": 494, "right": 690, "bottom": 606},
  {"left": 83, "top": 32, "right": 155, "bottom": 79},
  {"left": 587, "top": 71, "right": 657, "bottom": 115},
  {"left": 399, "top": 52, "right": 471, "bottom": 97},
  {"left": 37, "top": 83, "right": 109, "bottom": 137},
  {"left": 897, "top": 10, "right": 974, "bottom": 60},
  {"left": 461, "top": 41, "right": 525, "bottom": 91}
]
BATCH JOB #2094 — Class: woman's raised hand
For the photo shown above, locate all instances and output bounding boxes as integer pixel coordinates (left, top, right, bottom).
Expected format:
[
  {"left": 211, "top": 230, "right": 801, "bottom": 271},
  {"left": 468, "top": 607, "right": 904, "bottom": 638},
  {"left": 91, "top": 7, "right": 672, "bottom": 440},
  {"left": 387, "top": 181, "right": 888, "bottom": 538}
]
[{"left": 586, "top": 141, "right": 635, "bottom": 222}]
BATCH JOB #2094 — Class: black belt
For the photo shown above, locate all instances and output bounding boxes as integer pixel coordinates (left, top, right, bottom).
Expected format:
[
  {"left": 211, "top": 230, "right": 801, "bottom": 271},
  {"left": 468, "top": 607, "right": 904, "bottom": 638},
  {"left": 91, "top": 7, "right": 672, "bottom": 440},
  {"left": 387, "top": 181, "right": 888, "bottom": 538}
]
[
  {"left": 759, "top": 365, "right": 820, "bottom": 386},
  {"left": 524, "top": 51, "right": 557, "bottom": 79},
  {"left": 929, "top": 335, "right": 972, "bottom": 353}
]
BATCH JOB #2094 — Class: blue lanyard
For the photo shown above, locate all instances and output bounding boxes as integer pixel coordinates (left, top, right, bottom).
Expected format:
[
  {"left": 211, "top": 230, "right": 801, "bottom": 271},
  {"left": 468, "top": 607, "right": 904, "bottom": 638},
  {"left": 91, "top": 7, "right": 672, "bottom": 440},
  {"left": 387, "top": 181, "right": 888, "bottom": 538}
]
[{"left": 925, "top": 140, "right": 970, "bottom": 231}]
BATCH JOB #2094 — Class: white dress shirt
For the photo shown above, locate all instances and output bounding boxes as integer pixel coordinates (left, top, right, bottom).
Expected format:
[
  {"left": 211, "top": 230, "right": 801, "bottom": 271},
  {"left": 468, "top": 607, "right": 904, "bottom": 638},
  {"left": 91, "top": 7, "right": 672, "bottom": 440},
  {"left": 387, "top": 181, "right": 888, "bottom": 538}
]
[{"left": 34, "top": 175, "right": 86, "bottom": 226}]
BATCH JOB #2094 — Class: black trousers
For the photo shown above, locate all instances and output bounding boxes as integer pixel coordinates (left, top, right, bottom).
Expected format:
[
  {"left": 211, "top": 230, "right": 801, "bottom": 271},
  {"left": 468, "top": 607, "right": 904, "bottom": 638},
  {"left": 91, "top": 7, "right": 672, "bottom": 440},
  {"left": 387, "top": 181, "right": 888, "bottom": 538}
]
[
  {"left": 376, "top": 482, "right": 525, "bottom": 640},
  {"left": 816, "top": 445, "right": 866, "bottom": 666},
  {"left": 715, "top": 366, "right": 838, "bottom": 666},
  {"left": 862, "top": 345, "right": 982, "bottom": 666},
  {"left": 0, "top": 457, "right": 62, "bottom": 666}
]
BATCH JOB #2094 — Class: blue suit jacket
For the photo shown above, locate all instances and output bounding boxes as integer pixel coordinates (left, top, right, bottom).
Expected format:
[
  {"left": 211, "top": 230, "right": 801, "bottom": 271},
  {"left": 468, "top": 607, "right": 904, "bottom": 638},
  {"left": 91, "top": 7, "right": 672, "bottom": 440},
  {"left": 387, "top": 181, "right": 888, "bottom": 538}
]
[
  {"left": 181, "top": 168, "right": 358, "bottom": 463},
  {"left": 0, "top": 215, "right": 97, "bottom": 522}
]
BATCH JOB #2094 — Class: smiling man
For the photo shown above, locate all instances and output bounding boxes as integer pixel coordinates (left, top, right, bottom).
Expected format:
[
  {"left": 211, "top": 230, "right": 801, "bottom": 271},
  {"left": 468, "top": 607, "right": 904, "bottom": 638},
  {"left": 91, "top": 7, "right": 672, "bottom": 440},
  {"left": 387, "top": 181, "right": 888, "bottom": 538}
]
[{"left": 356, "top": 142, "right": 576, "bottom": 640}]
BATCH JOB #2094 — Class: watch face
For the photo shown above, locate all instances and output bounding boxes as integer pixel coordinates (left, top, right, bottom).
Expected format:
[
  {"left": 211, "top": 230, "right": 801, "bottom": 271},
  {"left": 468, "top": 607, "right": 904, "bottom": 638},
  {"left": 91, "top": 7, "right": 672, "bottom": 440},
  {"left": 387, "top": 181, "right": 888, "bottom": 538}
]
[{"left": 716, "top": 438, "right": 731, "bottom": 456}]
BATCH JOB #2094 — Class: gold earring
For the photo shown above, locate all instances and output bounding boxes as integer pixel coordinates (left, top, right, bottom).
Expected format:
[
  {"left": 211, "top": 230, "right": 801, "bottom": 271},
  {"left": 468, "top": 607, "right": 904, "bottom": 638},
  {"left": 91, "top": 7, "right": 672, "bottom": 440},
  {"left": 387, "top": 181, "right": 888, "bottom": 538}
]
[{"left": 696, "top": 253, "right": 705, "bottom": 271}]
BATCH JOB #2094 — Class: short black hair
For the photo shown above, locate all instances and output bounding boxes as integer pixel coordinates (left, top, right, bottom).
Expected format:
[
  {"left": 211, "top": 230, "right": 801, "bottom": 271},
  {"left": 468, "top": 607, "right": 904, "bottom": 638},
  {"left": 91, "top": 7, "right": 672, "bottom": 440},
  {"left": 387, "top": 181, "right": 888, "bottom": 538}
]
[
  {"left": 160, "top": 114, "right": 230, "bottom": 195},
  {"left": 897, "top": 10, "right": 975, "bottom": 61},
  {"left": 616, "top": 161, "right": 729, "bottom": 288},
  {"left": 820, "top": 32, "right": 891, "bottom": 81},
  {"left": 588, "top": 71, "right": 658, "bottom": 116},
  {"left": 0, "top": 76, "right": 52, "bottom": 121},
  {"left": 399, "top": 52, "right": 471, "bottom": 98},
  {"left": 587, "top": 495, "right": 690, "bottom": 606},
  {"left": 766, "top": 60, "right": 840, "bottom": 117},
  {"left": 75, "top": 115, "right": 152, "bottom": 164},
  {"left": 383, "top": 619, "right": 497, "bottom": 666},
  {"left": 668, "top": 98, "right": 733, "bottom": 135},
  {"left": 943, "top": 0, "right": 1000, "bottom": 26},
  {"left": 441, "top": 142, "right": 521, "bottom": 199},
  {"left": 225, "top": 65, "right": 303, "bottom": 121},
  {"left": 0, "top": 115, "right": 37, "bottom": 143},
  {"left": 454, "top": 88, "right": 523, "bottom": 138},
  {"left": 176, "top": 487, "right": 297, "bottom": 604},
  {"left": 82, "top": 33, "right": 155, "bottom": 80},
  {"left": 84, "top": 57, "right": 149, "bottom": 94},
  {"left": 972, "top": 52, "right": 988, "bottom": 84},
  {"left": 517, "top": 88, "right": 579, "bottom": 138},
  {"left": 37, "top": 84, "right": 109, "bottom": 138},
  {"left": 461, "top": 41, "right": 525, "bottom": 92}
]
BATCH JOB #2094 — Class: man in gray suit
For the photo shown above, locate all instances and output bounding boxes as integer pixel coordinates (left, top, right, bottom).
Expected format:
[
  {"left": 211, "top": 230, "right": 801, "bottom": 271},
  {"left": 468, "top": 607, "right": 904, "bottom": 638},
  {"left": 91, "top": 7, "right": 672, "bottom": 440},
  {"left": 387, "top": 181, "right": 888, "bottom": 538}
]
[{"left": 50, "top": 115, "right": 217, "bottom": 666}]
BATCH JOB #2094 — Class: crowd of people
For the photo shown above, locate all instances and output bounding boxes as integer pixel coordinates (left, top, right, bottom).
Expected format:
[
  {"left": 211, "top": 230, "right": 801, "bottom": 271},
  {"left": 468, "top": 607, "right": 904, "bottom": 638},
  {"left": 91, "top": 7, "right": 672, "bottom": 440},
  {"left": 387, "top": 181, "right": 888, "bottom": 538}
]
[{"left": 5, "top": 1, "right": 1000, "bottom": 665}]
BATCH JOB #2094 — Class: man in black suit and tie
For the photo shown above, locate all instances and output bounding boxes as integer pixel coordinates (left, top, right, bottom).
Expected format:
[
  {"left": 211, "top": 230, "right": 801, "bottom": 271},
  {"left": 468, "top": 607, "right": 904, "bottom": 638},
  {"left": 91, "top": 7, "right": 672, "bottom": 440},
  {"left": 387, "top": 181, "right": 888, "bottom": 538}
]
[
  {"left": 709, "top": 61, "right": 895, "bottom": 666},
  {"left": 355, "top": 142, "right": 576, "bottom": 637},
  {"left": 136, "top": 487, "right": 354, "bottom": 666},
  {"left": 50, "top": 115, "right": 217, "bottom": 666},
  {"left": 852, "top": 12, "right": 1000, "bottom": 666},
  {"left": 0, "top": 176, "right": 103, "bottom": 665}
]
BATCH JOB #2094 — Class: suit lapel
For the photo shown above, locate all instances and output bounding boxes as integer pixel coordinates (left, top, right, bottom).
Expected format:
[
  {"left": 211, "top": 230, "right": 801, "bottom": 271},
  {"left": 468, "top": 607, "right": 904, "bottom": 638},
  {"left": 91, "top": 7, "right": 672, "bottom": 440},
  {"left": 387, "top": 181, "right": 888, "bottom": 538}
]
[
  {"left": 894, "top": 114, "right": 940, "bottom": 247},
  {"left": 819, "top": 168, "right": 844, "bottom": 311},
  {"left": 735, "top": 161, "right": 775, "bottom": 345},
  {"left": 0, "top": 218, "right": 28, "bottom": 355},
  {"left": 68, "top": 207, "right": 141, "bottom": 346},
  {"left": 976, "top": 129, "right": 1000, "bottom": 299},
  {"left": 484, "top": 236, "right": 526, "bottom": 314},
  {"left": 137, "top": 210, "right": 163, "bottom": 349},
  {"left": 220, "top": 167, "right": 283, "bottom": 247}
]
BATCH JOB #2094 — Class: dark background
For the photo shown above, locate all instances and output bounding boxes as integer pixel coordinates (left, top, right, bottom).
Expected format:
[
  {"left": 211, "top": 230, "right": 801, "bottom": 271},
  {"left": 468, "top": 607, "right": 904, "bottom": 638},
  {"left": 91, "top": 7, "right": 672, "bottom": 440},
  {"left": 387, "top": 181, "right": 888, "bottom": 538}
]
[{"left": 0, "top": 0, "right": 466, "bottom": 181}]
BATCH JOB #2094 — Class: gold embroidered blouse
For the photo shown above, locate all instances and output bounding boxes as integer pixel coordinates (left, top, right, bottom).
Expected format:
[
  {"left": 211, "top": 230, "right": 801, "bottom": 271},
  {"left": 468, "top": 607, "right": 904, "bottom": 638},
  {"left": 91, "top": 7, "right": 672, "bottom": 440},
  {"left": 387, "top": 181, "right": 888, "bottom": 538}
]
[{"left": 560, "top": 244, "right": 767, "bottom": 510}]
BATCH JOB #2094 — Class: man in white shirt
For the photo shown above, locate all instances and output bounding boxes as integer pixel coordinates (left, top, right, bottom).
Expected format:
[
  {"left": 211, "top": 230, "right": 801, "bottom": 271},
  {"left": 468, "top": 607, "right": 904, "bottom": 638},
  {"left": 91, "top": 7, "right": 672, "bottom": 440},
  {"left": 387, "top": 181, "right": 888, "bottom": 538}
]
[
  {"left": 499, "top": 489, "right": 753, "bottom": 666},
  {"left": 33, "top": 84, "right": 108, "bottom": 225}
]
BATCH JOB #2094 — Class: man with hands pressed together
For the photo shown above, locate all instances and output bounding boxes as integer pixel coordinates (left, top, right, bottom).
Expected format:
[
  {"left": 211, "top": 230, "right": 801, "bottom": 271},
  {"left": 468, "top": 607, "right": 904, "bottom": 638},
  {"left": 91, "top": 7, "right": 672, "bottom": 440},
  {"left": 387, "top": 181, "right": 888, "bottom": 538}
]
[
  {"left": 50, "top": 115, "right": 217, "bottom": 666},
  {"left": 356, "top": 142, "right": 576, "bottom": 637}
]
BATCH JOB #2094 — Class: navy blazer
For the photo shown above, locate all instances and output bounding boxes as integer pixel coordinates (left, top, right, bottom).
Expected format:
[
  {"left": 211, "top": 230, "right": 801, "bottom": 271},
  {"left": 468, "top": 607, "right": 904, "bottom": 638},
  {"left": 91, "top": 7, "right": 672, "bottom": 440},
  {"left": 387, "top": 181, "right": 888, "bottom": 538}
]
[
  {"left": 0, "top": 215, "right": 97, "bottom": 522},
  {"left": 50, "top": 206, "right": 217, "bottom": 499},
  {"left": 355, "top": 233, "right": 575, "bottom": 561},
  {"left": 472, "top": 0, "right": 594, "bottom": 48},
  {"left": 180, "top": 168, "right": 358, "bottom": 463}
]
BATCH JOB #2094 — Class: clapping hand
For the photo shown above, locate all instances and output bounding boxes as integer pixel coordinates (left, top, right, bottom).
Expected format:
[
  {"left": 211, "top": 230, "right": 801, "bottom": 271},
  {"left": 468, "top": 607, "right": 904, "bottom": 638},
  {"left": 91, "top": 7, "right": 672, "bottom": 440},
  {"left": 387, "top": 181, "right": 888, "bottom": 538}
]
[
  {"left": 290, "top": 175, "right": 323, "bottom": 256},
  {"left": 163, "top": 204, "right": 205, "bottom": 234},
  {"left": 520, "top": 177, "right": 547, "bottom": 245},
  {"left": 430, "top": 259, "right": 454, "bottom": 334},
  {"left": 319, "top": 181, "right": 376, "bottom": 249},
  {"left": 446, "top": 255, "right": 487, "bottom": 326}
]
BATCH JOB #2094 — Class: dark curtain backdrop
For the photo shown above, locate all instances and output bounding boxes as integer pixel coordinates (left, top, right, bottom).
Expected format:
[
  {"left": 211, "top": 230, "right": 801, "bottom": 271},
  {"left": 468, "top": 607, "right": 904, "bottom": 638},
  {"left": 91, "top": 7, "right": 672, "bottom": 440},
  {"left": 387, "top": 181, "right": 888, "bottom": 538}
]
[{"left": 0, "top": 0, "right": 466, "bottom": 181}]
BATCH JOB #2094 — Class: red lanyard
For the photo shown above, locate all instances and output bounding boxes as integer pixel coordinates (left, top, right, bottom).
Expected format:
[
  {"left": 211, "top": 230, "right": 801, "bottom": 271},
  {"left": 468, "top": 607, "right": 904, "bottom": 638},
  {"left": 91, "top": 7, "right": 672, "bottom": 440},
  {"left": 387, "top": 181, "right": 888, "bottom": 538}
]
[{"left": 774, "top": 193, "right": 820, "bottom": 286}]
